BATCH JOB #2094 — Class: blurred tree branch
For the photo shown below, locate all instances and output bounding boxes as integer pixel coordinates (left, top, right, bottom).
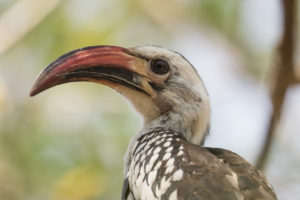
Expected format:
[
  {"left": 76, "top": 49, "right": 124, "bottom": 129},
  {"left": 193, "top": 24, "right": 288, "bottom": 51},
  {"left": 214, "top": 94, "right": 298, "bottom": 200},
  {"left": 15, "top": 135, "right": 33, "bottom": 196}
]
[
  {"left": 0, "top": 0, "right": 62, "bottom": 55},
  {"left": 292, "top": 66, "right": 300, "bottom": 84},
  {"left": 256, "top": 0, "right": 298, "bottom": 170}
]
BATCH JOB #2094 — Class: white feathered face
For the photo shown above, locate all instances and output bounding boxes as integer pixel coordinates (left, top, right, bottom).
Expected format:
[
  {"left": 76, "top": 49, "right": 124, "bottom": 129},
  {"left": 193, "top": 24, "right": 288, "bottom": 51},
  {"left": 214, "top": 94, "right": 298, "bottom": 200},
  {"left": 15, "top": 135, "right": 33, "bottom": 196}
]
[
  {"left": 129, "top": 46, "right": 211, "bottom": 144},
  {"left": 129, "top": 46, "right": 209, "bottom": 109},
  {"left": 31, "top": 45, "right": 210, "bottom": 144}
]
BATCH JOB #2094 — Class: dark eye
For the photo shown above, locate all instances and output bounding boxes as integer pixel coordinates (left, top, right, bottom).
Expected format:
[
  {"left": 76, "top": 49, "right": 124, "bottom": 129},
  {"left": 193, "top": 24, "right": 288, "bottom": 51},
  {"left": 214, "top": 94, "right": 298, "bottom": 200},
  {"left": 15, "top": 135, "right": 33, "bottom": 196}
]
[{"left": 150, "top": 59, "right": 170, "bottom": 75}]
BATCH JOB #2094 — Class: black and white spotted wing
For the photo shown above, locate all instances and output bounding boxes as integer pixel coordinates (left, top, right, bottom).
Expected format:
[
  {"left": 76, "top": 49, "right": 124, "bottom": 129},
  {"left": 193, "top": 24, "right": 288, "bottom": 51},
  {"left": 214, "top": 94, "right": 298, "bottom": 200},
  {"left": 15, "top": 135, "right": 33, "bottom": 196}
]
[{"left": 122, "top": 128, "right": 277, "bottom": 200}]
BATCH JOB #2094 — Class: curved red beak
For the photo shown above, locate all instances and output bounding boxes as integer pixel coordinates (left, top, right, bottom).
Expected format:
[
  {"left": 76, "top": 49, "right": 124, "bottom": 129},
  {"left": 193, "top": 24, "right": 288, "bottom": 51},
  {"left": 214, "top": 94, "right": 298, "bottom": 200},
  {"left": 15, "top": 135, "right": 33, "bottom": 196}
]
[{"left": 30, "top": 45, "right": 149, "bottom": 96}]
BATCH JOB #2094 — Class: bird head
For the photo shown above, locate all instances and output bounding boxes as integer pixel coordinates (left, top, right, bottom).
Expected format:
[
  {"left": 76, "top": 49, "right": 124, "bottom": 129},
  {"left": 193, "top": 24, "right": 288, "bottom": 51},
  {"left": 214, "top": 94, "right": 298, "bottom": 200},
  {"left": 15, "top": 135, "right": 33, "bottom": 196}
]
[{"left": 30, "top": 45, "right": 210, "bottom": 145}]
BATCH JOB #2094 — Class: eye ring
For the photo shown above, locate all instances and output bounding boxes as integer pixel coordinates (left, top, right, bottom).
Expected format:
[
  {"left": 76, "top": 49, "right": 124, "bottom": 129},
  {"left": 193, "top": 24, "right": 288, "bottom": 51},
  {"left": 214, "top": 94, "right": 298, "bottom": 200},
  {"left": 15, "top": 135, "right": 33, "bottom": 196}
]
[{"left": 150, "top": 59, "right": 170, "bottom": 75}]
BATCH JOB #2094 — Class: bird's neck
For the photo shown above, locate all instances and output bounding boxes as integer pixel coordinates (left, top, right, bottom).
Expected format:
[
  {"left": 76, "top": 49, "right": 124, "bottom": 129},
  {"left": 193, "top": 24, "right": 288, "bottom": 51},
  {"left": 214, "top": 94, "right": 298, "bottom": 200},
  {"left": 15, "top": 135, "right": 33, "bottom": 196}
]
[
  {"left": 123, "top": 107, "right": 209, "bottom": 176},
  {"left": 143, "top": 105, "right": 210, "bottom": 146}
]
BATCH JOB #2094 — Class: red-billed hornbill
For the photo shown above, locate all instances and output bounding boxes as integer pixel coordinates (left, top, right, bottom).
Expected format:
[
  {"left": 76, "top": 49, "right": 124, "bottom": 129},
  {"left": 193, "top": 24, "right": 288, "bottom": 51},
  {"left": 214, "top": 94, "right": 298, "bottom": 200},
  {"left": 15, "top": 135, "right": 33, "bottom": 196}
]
[{"left": 30, "top": 45, "right": 277, "bottom": 200}]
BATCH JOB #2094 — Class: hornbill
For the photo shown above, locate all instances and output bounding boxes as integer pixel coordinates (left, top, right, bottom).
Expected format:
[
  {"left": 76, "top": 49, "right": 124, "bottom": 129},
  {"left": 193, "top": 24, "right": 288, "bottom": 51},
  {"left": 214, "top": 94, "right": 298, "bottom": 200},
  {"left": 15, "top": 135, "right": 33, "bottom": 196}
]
[{"left": 30, "top": 45, "right": 277, "bottom": 200}]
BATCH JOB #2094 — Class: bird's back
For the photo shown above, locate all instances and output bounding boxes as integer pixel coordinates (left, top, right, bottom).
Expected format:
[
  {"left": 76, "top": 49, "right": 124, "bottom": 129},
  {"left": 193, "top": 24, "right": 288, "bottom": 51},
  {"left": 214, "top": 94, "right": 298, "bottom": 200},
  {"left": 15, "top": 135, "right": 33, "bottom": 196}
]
[{"left": 123, "top": 128, "right": 277, "bottom": 200}]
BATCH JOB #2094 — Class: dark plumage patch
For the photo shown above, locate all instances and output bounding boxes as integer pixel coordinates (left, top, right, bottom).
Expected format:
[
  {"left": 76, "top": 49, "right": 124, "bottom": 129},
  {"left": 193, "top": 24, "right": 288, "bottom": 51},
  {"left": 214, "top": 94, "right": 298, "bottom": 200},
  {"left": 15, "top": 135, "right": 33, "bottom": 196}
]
[{"left": 125, "top": 128, "right": 277, "bottom": 200}]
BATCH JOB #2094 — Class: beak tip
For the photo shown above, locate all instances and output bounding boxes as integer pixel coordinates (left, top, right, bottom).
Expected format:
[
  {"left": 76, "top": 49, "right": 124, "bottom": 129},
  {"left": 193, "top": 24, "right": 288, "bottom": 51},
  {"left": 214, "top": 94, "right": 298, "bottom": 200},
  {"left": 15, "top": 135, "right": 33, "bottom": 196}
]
[
  {"left": 30, "top": 45, "right": 139, "bottom": 97},
  {"left": 29, "top": 90, "right": 36, "bottom": 97},
  {"left": 29, "top": 79, "right": 45, "bottom": 97},
  {"left": 29, "top": 85, "right": 39, "bottom": 97}
]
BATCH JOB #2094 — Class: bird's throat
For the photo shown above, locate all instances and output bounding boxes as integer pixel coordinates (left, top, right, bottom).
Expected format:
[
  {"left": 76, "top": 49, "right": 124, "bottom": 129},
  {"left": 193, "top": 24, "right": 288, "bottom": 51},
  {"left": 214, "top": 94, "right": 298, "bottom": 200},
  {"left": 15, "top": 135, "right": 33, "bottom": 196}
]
[{"left": 142, "top": 109, "right": 209, "bottom": 146}]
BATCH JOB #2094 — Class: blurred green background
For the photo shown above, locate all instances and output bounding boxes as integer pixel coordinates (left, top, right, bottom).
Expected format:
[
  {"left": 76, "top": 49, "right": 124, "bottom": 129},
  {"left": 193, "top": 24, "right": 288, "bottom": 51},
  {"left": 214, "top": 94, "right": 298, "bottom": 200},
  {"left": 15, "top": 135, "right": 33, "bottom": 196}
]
[{"left": 0, "top": 0, "right": 299, "bottom": 199}]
